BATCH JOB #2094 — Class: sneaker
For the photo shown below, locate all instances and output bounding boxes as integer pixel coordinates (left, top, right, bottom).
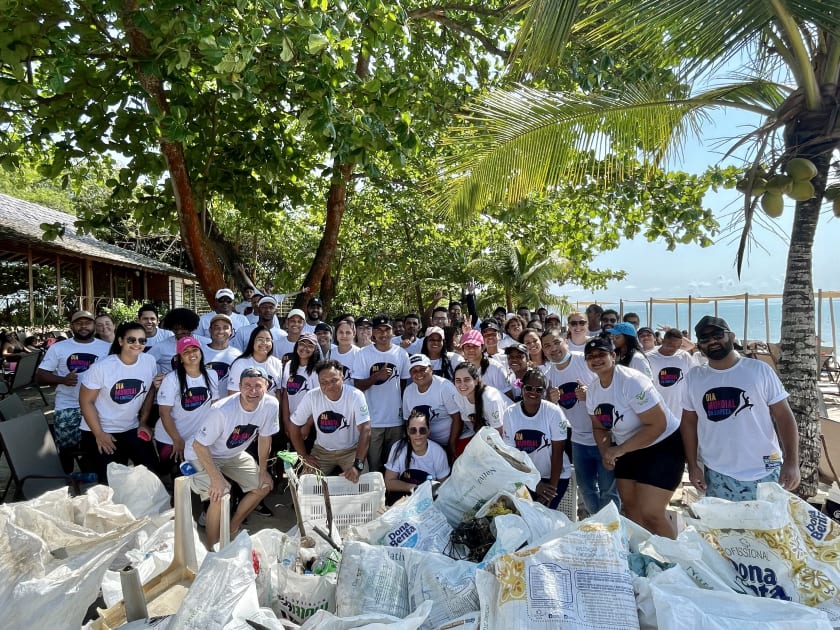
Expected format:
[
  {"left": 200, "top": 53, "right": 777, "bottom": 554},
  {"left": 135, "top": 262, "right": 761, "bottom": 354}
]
[
  {"left": 198, "top": 511, "right": 207, "bottom": 527},
  {"left": 254, "top": 501, "right": 273, "bottom": 517}
]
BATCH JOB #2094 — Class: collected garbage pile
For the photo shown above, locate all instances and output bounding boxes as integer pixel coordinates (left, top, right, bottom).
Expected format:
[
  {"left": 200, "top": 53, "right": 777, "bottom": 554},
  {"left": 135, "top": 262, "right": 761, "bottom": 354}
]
[{"left": 2, "top": 427, "right": 840, "bottom": 629}]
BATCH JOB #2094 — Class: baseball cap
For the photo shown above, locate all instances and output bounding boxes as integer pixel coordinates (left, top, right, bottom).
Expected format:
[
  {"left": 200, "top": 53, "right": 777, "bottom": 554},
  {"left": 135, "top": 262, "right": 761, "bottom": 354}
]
[
  {"left": 298, "top": 332, "right": 318, "bottom": 346},
  {"left": 695, "top": 315, "right": 731, "bottom": 336},
  {"left": 424, "top": 326, "right": 444, "bottom": 339},
  {"left": 209, "top": 313, "right": 233, "bottom": 326},
  {"left": 252, "top": 289, "right": 264, "bottom": 298},
  {"left": 637, "top": 326, "right": 654, "bottom": 336},
  {"left": 308, "top": 297, "right": 323, "bottom": 306},
  {"left": 215, "top": 288, "right": 235, "bottom": 300},
  {"left": 258, "top": 295, "right": 277, "bottom": 307},
  {"left": 480, "top": 321, "right": 501, "bottom": 333},
  {"left": 314, "top": 322, "right": 332, "bottom": 333},
  {"left": 371, "top": 314, "right": 392, "bottom": 329},
  {"left": 287, "top": 308, "right": 306, "bottom": 320},
  {"left": 240, "top": 365, "right": 270, "bottom": 382},
  {"left": 504, "top": 343, "right": 529, "bottom": 355},
  {"left": 545, "top": 313, "right": 561, "bottom": 322},
  {"left": 409, "top": 354, "right": 432, "bottom": 369},
  {"left": 584, "top": 337, "right": 614, "bottom": 356},
  {"left": 356, "top": 316, "right": 372, "bottom": 327},
  {"left": 71, "top": 310, "right": 95, "bottom": 322},
  {"left": 605, "top": 322, "right": 637, "bottom": 338},
  {"left": 460, "top": 329, "right": 484, "bottom": 347},
  {"left": 176, "top": 336, "right": 202, "bottom": 354}
]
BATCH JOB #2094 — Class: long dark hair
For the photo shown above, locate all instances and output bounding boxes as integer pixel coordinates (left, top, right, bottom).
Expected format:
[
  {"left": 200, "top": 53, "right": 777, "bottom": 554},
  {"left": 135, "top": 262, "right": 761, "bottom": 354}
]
[
  {"left": 289, "top": 337, "right": 321, "bottom": 376},
  {"left": 388, "top": 409, "right": 431, "bottom": 473},
  {"left": 420, "top": 335, "right": 454, "bottom": 380},
  {"left": 175, "top": 345, "right": 213, "bottom": 400},
  {"left": 232, "top": 325, "right": 272, "bottom": 365},
  {"left": 110, "top": 322, "right": 145, "bottom": 355},
  {"left": 616, "top": 333, "right": 644, "bottom": 368},
  {"left": 454, "top": 363, "right": 487, "bottom": 430}
]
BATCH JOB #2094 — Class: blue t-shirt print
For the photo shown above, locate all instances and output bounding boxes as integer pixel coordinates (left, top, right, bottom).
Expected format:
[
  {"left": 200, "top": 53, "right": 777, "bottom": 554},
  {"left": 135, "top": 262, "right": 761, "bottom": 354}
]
[
  {"left": 226, "top": 424, "right": 259, "bottom": 449},
  {"left": 317, "top": 410, "right": 348, "bottom": 434},
  {"left": 514, "top": 429, "right": 550, "bottom": 454},
  {"left": 657, "top": 367, "right": 683, "bottom": 388},
  {"left": 206, "top": 361, "right": 230, "bottom": 381},
  {"left": 592, "top": 403, "right": 622, "bottom": 429},
  {"left": 286, "top": 373, "right": 309, "bottom": 396},
  {"left": 66, "top": 353, "right": 99, "bottom": 374},
  {"left": 181, "top": 386, "right": 211, "bottom": 412},
  {"left": 370, "top": 362, "right": 397, "bottom": 382},
  {"left": 109, "top": 379, "right": 146, "bottom": 404},
  {"left": 702, "top": 387, "right": 753, "bottom": 421}
]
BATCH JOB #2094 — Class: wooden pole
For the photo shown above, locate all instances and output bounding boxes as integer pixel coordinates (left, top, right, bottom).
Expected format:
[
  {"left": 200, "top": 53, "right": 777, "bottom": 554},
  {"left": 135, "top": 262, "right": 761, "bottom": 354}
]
[
  {"left": 56, "top": 255, "right": 62, "bottom": 323},
  {"left": 674, "top": 302, "right": 679, "bottom": 330},
  {"left": 830, "top": 296, "right": 837, "bottom": 355},
  {"left": 688, "top": 296, "right": 693, "bottom": 337},
  {"left": 764, "top": 297, "right": 770, "bottom": 344},
  {"left": 27, "top": 247, "right": 34, "bottom": 327},
  {"left": 743, "top": 293, "right": 749, "bottom": 344},
  {"left": 817, "top": 289, "right": 823, "bottom": 373}
]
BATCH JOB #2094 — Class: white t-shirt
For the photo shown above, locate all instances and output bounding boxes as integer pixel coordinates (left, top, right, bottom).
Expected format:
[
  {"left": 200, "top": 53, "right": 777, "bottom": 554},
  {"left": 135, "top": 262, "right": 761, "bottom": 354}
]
[
  {"left": 333, "top": 345, "right": 359, "bottom": 383},
  {"left": 145, "top": 327, "right": 174, "bottom": 348},
  {"left": 196, "top": 311, "right": 251, "bottom": 340},
  {"left": 187, "top": 392, "right": 280, "bottom": 460},
  {"left": 39, "top": 338, "right": 110, "bottom": 410},
  {"left": 80, "top": 353, "right": 158, "bottom": 433},
  {"left": 429, "top": 352, "right": 463, "bottom": 380},
  {"left": 385, "top": 440, "right": 450, "bottom": 484},
  {"left": 502, "top": 401, "right": 571, "bottom": 480},
  {"left": 291, "top": 385, "right": 370, "bottom": 452},
  {"left": 232, "top": 323, "right": 288, "bottom": 353},
  {"left": 352, "top": 344, "right": 411, "bottom": 428},
  {"left": 544, "top": 353, "right": 597, "bottom": 446},
  {"left": 154, "top": 370, "right": 219, "bottom": 445},
  {"left": 227, "top": 355, "right": 284, "bottom": 394},
  {"left": 476, "top": 358, "right": 511, "bottom": 393},
  {"left": 148, "top": 334, "right": 211, "bottom": 374},
  {"left": 281, "top": 362, "right": 319, "bottom": 417},
  {"left": 391, "top": 336, "right": 423, "bottom": 355},
  {"left": 201, "top": 344, "right": 242, "bottom": 395},
  {"left": 625, "top": 351, "right": 653, "bottom": 379},
  {"left": 453, "top": 385, "right": 508, "bottom": 439},
  {"left": 646, "top": 348, "right": 697, "bottom": 417},
  {"left": 273, "top": 335, "right": 297, "bottom": 363},
  {"left": 401, "top": 376, "right": 460, "bottom": 447},
  {"left": 585, "top": 365, "right": 679, "bottom": 446},
  {"left": 682, "top": 356, "right": 787, "bottom": 480},
  {"left": 567, "top": 339, "right": 587, "bottom": 353}
]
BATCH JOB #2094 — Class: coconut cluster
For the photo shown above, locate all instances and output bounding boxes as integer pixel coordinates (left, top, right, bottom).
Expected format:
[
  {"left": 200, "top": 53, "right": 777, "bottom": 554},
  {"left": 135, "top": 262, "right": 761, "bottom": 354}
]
[{"left": 736, "top": 158, "right": 832, "bottom": 218}]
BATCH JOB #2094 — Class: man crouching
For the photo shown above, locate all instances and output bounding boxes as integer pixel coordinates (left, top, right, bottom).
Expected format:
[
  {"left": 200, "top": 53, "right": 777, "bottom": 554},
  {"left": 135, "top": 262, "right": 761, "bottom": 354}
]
[{"left": 186, "top": 366, "right": 279, "bottom": 547}]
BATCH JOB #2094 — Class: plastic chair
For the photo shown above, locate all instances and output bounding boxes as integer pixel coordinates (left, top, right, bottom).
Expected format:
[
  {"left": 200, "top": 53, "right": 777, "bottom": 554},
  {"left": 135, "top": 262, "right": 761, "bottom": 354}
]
[
  {"left": 0, "top": 410, "right": 80, "bottom": 501},
  {"left": 0, "top": 393, "right": 26, "bottom": 421},
  {"left": 9, "top": 351, "right": 47, "bottom": 404}
]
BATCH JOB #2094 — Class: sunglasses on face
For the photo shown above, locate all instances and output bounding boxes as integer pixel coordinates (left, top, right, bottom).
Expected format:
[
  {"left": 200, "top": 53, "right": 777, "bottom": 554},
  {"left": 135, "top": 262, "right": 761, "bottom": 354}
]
[
  {"left": 408, "top": 426, "right": 429, "bottom": 435},
  {"left": 569, "top": 320, "right": 587, "bottom": 326},
  {"left": 124, "top": 336, "right": 147, "bottom": 345},
  {"left": 698, "top": 331, "right": 728, "bottom": 343},
  {"left": 523, "top": 384, "right": 545, "bottom": 394},
  {"left": 217, "top": 297, "right": 233, "bottom": 303},
  {"left": 602, "top": 318, "right": 617, "bottom": 324}
]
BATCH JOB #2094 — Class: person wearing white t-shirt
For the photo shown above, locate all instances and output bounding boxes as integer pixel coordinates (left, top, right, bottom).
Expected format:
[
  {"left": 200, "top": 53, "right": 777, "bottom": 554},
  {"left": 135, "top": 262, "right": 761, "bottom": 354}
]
[
  {"left": 352, "top": 315, "right": 411, "bottom": 472},
  {"left": 646, "top": 329, "right": 696, "bottom": 418},
  {"left": 584, "top": 336, "right": 684, "bottom": 538},
  {"left": 419, "top": 326, "right": 462, "bottom": 381},
  {"left": 36, "top": 310, "right": 110, "bottom": 472},
  {"left": 275, "top": 308, "right": 306, "bottom": 362},
  {"left": 201, "top": 313, "right": 242, "bottom": 394},
  {"left": 565, "top": 311, "right": 589, "bottom": 352},
  {"left": 290, "top": 360, "right": 371, "bottom": 480},
  {"left": 79, "top": 321, "right": 160, "bottom": 484},
  {"left": 149, "top": 308, "right": 209, "bottom": 374},
  {"left": 332, "top": 319, "right": 359, "bottom": 383},
  {"left": 151, "top": 336, "right": 219, "bottom": 464},
  {"left": 541, "top": 330, "right": 618, "bottom": 514},
  {"left": 391, "top": 313, "right": 424, "bottom": 355},
  {"left": 196, "top": 288, "right": 251, "bottom": 339},
  {"left": 280, "top": 333, "right": 321, "bottom": 440},
  {"left": 459, "top": 328, "right": 510, "bottom": 392},
  {"left": 605, "top": 322, "right": 652, "bottom": 379},
  {"left": 451, "top": 362, "right": 508, "bottom": 457},
  {"left": 138, "top": 304, "right": 174, "bottom": 348},
  {"left": 503, "top": 368, "right": 571, "bottom": 510},
  {"left": 187, "top": 366, "right": 280, "bottom": 548},
  {"left": 402, "top": 354, "right": 461, "bottom": 454},
  {"left": 384, "top": 409, "right": 450, "bottom": 503},
  {"left": 234, "top": 295, "right": 288, "bottom": 352},
  {"left": 681, "top": 316, "right": 800, "bottom": 502},
  {"left": 227, "top": 326, "right": 284, "bottom": 397}
]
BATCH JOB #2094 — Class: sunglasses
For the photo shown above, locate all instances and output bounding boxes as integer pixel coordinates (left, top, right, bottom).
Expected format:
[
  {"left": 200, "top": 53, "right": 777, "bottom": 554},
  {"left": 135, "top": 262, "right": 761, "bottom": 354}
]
[
  {"left": 523, "top": 385, "right": 545, "bottom": 394},
  {"left": 698, "top": 331, "right": 728, "bottom": 343},
  {"left": 408, "top": 426, "right": 429, "bottom": 435},
  {"left": 569, "top": 320, "right": 587, "bottom": 326},
  {"left": 125, "top": 336, "right": 147, "bottom": 345},
  {"left": 602, "top": 318, "right": 618, "bottom": 324}
]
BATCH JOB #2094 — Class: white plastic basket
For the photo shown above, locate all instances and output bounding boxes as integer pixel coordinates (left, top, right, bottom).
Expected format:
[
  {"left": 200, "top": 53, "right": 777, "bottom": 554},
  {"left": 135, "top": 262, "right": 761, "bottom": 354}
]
[
  {"left": 558, "top": 470, "right": 578, "bottom": 522},
  {"left": 296, "top": 472, "right": 386, "bottom": 534}
]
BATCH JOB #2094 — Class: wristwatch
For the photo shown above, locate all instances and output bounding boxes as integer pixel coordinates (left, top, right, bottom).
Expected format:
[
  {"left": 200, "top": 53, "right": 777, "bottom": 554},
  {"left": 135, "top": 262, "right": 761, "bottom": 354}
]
[{"left": 353, "top": 458, "right": 365, "bottom": 471}]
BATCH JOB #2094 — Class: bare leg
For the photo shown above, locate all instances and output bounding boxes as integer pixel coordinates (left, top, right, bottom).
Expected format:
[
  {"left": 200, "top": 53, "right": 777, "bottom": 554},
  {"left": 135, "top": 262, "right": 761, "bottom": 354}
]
[
  {"left": 205, "top": 498, "right": 223, "bottom": 549},
  {"left": 635, "top": 482, "right": 677, "bottom": 539},
  {"left": 230, "top": 485, "right": 271, "bottom": 533}
]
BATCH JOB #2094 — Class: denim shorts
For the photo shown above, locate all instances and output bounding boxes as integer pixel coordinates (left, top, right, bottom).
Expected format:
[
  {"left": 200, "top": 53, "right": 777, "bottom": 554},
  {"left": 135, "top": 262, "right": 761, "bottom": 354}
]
[{"left": 704, "top": 466, "right": 780, "bottom": 501}]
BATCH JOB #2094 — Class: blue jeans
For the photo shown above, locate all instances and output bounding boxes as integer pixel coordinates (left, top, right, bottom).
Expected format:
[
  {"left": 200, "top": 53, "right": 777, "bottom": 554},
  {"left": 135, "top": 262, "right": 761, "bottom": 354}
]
[{"left": 572, "top": 442, "right": 620, "bottom": 516}]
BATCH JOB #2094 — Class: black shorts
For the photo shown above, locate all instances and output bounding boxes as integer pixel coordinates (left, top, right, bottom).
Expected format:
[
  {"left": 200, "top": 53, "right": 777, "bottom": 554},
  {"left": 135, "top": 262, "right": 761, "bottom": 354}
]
[{"left": 614, "top": 429, "right": 685, "bottom": 491}]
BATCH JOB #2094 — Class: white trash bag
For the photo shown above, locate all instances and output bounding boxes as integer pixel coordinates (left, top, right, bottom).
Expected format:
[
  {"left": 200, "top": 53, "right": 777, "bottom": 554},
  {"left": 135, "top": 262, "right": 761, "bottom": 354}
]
[
  {"left": 336, "top": 542, "right": 409, "bottom": 619},
  {"left": 301, "top": 599, "right": 433, "bottom": 630},
  {"left": 403, "top": 548, "right": 479, "bottom": 630},
  {"left": 108, "top": 463, "right": 172, "bottom": 519}
]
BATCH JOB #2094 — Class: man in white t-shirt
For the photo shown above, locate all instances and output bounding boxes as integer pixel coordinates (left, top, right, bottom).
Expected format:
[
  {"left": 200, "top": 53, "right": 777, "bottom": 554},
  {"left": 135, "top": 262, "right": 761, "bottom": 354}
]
[
  {"left": 353, "top": 314, "right": 411, "bottom": 472},
  {"left": 401, "top": 354, "right": 461, "bottom": 453},
  {"left": 290, "top": 360, "right": 371, "bottom": 480},
  {"left": 235, "top": 295, "right": 288, "bottom": 352},
  {"left": 202, "top": 314, "right": 242, "bottom": 394},
  {"left": 303, "top": 297, "right": 325, "bottom": 333},
  {"left": 196, "top": 288, "right": 251, "bottom": 339},
  {"left": 36, "top": 310, "right": 110, "bottom": 471},
  {"left": 187, "top": 366, "right": 280, "bottom": 548},
  {"left": 138, "top": 304, "right": 173, "bottom": 348},
  {"left": 682, "top": 316, "right": 800, "bottom": 501},
  {"left": 646, "top": 328, "right": 696, "bottom": 418}
]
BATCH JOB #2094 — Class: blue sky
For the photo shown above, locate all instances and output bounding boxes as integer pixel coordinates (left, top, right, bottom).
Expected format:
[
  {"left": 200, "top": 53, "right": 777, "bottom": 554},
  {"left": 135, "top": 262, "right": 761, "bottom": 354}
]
[{"left": 563, "top": 109, "right": 836, "bottom": 303}]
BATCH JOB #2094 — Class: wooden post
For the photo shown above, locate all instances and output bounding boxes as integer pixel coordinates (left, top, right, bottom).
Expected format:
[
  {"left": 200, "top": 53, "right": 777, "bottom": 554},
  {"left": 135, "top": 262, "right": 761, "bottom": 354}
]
[
  {"left": 817, "top": 289, "right": 823, "bottom": 373},
  {"left": 56, "top": 255, "right": 62, "bottom": 323},
  {"left": 764, "top": 297, "right": 770, "bottom": 344},
  {"left": 674, "top": 302, "right": 679, "bottom": 330},
  {"left": 830, "top": 296, "right": 837, "bottom": 356},
  {"left": 27, "top": 247, "right": 34, "bottom": 327},
  {"left": 743, "top": 293, "right": 749, "bottom": 344},
  {"left": 688, "top": 296, "right": 693, "bottom": 337},
  {"left": 85, "top": 260, "right": 95, "bottom": 312}
]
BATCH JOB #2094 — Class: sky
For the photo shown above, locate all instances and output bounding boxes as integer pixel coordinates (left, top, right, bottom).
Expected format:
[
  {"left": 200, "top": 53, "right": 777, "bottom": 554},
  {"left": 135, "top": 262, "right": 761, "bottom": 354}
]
[{"left": 562, "top": 108, "right": 836, "bottom": 304}]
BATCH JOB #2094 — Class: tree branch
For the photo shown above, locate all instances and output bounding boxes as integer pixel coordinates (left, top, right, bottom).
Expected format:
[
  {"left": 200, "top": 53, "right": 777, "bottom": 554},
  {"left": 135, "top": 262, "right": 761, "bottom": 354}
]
[
  {"left": 410, "top": 10, "right": 508, "bottom": 59},
  {"left": 408, "top": 2, "right": 522, "bottom": 19}
]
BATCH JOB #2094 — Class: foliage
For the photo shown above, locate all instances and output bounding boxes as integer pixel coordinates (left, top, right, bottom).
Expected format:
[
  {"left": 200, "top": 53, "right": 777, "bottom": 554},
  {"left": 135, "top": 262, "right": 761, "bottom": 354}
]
[{"left": 101, "top": 299, "right": 162, "bottom": 327}]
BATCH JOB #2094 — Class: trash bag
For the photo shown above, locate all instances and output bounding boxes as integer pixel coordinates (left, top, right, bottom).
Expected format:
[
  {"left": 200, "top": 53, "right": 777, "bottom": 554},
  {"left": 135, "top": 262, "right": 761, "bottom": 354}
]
[
  {"left": 403, "top": 549, "right": 479, "bottom": 630},
  {"left": 300, "top": 599, "right": 434, "bottom": 629},
  {"left": 108, "top": 463, "right": 172, "bottom": 519},
  {"left": 271, "top": 561, "right": 338, "bottom": 624},
  {"left": 336, "top": 542, "right": 409, "bottom": 619}
]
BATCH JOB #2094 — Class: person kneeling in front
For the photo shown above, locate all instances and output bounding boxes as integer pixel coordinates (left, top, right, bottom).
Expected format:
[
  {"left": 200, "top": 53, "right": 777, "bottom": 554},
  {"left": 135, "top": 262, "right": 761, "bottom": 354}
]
[{"left": 186, "top": 366, "right": 279, "bottom": 548}]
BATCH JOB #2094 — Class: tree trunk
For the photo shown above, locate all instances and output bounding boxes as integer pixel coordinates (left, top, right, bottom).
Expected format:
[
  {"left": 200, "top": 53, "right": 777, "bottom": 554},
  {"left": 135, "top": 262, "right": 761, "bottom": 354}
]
[{"left": 121, "top": 1, "right": 224, "bottom": 305}]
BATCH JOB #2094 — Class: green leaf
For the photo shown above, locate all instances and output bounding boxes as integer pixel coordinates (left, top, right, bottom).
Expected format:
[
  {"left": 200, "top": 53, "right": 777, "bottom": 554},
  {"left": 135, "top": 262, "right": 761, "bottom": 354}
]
[{"left": 307, "top": 33, "right": 329, "bottom": 54}]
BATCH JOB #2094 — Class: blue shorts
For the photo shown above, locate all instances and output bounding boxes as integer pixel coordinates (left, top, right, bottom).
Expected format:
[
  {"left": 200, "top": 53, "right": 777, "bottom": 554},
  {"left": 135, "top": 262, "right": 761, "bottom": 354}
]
[
  {"left": 704, "top": 467, "right": 780, "bottom": 501},
  {"left": 53, "top": 407, "right": 83, "bottom": 449}
]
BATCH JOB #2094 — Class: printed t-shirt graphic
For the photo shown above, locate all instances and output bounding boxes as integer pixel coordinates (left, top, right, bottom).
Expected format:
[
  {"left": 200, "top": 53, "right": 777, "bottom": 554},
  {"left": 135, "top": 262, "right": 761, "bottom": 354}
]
[
  {"left": 110, "top": 379, "right": 147, "bottom": 404},
  {"left": 657, "top": 367, "right": 684, "bottom": 388},
  {"left": 317, "top": 410, "right": 348, "bottom": 434},
  {"left": 181, "top": 386, "right": 211, "bottom": 411},
  {"left": 591, "top": 403, "right": 620, "bottom": 429},
  {"left": 226, "top": 423, "right": 259, "bottom": 449},
  {"left": 370, "top": 362, "right": 398, "bottom": 381},
  {"left": 701, "top": 387, "right": 753, "bottom": 421},
  {"left": 67, "top": 352, "right": 99, "bottom": 374}
]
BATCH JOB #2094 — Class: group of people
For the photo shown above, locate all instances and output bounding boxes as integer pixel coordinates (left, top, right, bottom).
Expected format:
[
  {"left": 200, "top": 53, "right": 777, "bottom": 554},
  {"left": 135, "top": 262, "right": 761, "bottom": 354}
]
[{"left": 33, "top": 287, "right": 800, "bottom": 544}]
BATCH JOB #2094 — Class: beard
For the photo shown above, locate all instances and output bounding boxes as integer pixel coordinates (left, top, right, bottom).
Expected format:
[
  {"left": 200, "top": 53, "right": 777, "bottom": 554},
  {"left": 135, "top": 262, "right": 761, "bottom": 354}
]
[
  {"left": 703, "top": 340, "right": 733, "bottom": 361},
  {"left": 74, "top": 328, "right": 94, "bottom": 341}
]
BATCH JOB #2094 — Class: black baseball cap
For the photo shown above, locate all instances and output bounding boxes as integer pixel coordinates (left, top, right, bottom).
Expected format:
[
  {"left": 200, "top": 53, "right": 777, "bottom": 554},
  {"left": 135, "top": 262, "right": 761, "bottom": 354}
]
[
  {"left": 314, "top": 322, "right": 332, "bottom": 333},
  {"left": 371, "top": 314, "right": 392, "bottom": 329},
  {"left": 480, "top": 320, "right": 501, "bottom": 333},
  {"left": 356, "top": 316, "right": 372, "bottom": 327},
  {"left": 694, "top": 316, "right": 730, "bottom": 336},
  {"left": 504, "top": 343, "right": 528, "bottom": 355},
  {"left": 308, "top": 297, "right": 323, "bottom": 306},
  {"left": 584, "top": 337, "right": 614, "bottom": 356},
  {"left": 637, "top": 327, "right": 654, "bottom": 336}
]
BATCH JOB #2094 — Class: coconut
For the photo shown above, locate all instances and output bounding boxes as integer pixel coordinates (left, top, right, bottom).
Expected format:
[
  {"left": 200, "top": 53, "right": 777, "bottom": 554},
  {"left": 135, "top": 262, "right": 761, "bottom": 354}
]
[
  {"left": 765, "top": 174, "right": 793, "bottom": 195},
  {"left": 834, "top": 198, "right": 840, "bottom": 218},
  {"left": 761, "top": 192, "right": 784, "bottom": 218},
  {"left": 788, "top": 180, "right": 815, "bottom": 201},
  {"left": 785, "top": 157, "right": 818, "bottom": 181},
  {"left": 752, "top": 177, "right": 767, "bottom": 196},
  {"left": 824, "top": 183, "right": 840, "bottom": 202}
]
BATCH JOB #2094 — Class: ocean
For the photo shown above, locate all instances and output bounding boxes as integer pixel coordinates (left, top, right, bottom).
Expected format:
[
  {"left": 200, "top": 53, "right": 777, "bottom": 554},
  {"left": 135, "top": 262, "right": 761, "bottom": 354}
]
[{"left": 576, "top": 296, "right": 840, "bottom": 348}]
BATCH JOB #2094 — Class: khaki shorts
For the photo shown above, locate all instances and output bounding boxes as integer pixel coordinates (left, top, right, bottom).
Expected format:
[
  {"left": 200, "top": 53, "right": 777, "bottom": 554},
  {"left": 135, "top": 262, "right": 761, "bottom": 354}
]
[
  {"left": 311, "top": 443, "right": 366, "bottom": 476},
  {"left": 189, "top": 451, "right": 260, "bottom": 500}
]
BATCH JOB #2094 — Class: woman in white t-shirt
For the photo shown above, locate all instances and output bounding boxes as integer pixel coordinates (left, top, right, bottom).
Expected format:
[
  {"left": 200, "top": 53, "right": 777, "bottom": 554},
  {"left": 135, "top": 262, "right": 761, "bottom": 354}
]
[
  {"left": 583, "top": 336, "right": 684, "bottom": 538},
  {"left": 281, "top": 332, "right": 321, "bottom": 441},
  {"left": 332, "top": 319, "right": 359, "bottom": 383},
  {"left": 151, "top": 336, "right": 219, "bottom": 464},
  {"left": 79, "top": 321, "right": 160, "bottom": 484},
  {"left": 228, "top": 325, "right": 284, "bottom": 398},
  {"left": 384, "top": 409, "right": 450, "bottom": 504},
  {"left": 419, "top": 326, "right": 462, "bottom": 381},
  {"left": 450, "top": 362, "right": 508, "bottom": 457},
  {"left": 605, "top": 322, "right": 652, "bottom": 379},
  {"left": 565, "top": 311, "right": 589, "bottom": 352},
  {"left": 459, "top": 329, "right": 510, "bottom": 392}
]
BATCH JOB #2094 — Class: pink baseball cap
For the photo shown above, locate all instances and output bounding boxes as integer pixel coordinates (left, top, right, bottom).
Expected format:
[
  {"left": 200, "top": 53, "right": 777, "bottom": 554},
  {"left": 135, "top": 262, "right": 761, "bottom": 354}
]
[
  {"left": 176, "top": 336, "right": 202, "bottom": 354},
  {"left": 460, "top": 329, "right": 484, "bottom": 347}
]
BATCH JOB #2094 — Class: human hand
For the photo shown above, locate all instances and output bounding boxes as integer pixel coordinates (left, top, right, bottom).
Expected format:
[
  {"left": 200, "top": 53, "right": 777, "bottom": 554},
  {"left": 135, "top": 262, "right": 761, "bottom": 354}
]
[
  {"left": 209, "top": 475, "right": 231, "bottom": 502},
  {"left": 535, "top": 480, "right": 557, "bottom": 504},
  {"left": 63, "top": 369, "right": 79, "bottom": 386},
  {"left": 258, "top": 469, "right": 274, "bottom": 492},
  {"left": 546, "top": 386, "right": 560, "bottom": 404},
  {"left": 575, "top": 381, "right": 587, "bottom": 401},
  {"left": 688, "top": 463, "right": 706, "bottom": 492},
  {"left": 341, "top": 466, "right": 360, "bottom": 483},
  {"left": 95, "top": 431, "right": 117, "bottom": 455},
  {"left": 779, "top": 460, "right": 801, "bottom": 492}
]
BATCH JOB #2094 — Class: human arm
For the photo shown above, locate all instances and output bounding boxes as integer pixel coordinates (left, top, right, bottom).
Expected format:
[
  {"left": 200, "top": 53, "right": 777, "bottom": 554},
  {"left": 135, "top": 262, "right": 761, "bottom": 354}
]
[
  {"left": 602, "top": 404, "right": 667, "bottom": 468},
  {"left": 256, "top": 434, "right": 274, "bottom": 493},
  {"left": 36, "top": 367, "right": 78, "bottom": 386},
  {"left": 680, "top": 410, "right": 705, "bottom": 492},
  {"left": 770, "top": 399, "right": 801, "bottom": 492},
  {"left": 79, "top": 384, "right": 117, "bottom": 455},
  {"left": 353, "top": 366, "right": 391, "bottom": 391},
  {"left": 192, "top": 440, "right": 230, "bottom": 502},
  {"left": 137, "top": 374, "right": 163, "bottom": 434},
  {"left": 449, "top": 414, "right": 463, "bottom": 464},
  {"left": 464, "top": 282, "right": 479, "bottom": 327},
  {"left": 421, "top": 289, "right": 445, "bottom": 328},
  {"left": 341, "top": 419, "right": 371, "bottom": 483},
  {"left": 383, "top": 468, "right": 418, "bottom": 494}
]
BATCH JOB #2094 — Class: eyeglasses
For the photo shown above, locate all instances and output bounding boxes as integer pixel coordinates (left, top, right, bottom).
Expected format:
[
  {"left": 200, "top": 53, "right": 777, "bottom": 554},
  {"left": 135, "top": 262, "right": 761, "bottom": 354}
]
[
  {"left": 255, "top": 338, "right": 273, "bottom": 344},
  {"left": 523, "top": 385, "right": 545, "bottom": 394},
  {"left": 125, "top": 336, "right": 148, "bottom": 345},
  {"left": 697, "top": 331, "right": 728, "bottom": 343},
  {"left": 569, "top": 320, "right": 587, "bottom": 326},
  {"left": 217, "top": 298, "right": 233, "bottom": 303},
  {"left": 602, "top": 318, "right": 618, "bottom": 324},
  {"left": 408, "top": 426, "right": 429, "bottom": 435}
]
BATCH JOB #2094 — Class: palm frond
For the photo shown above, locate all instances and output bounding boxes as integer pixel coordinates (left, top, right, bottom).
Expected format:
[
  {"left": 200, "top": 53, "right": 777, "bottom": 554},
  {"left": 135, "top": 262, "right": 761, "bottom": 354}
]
[{"left": 508, "top": 0, "right": 583, "bottom": 76}]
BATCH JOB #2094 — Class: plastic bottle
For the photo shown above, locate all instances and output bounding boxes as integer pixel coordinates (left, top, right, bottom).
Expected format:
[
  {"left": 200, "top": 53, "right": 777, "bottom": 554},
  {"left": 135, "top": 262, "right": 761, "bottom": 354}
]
[
  {"left": 179, "top": 461, "right": 198, "bottom": 476},
  {"left": 69, "top": 472, "right": 98, "bottom": 483}
]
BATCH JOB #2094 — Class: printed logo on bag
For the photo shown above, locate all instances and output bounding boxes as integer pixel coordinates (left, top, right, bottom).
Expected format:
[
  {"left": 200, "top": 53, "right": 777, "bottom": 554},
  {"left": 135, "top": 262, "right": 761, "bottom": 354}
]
[
  {"left": 702, "top": 387, "right": 753, "bottom": 421},
  {"left": 556, "top": 382, "right": 579, "bottom": 409},
  {"left": 317, "top": 410, "right": 346, "bottom": 433},
  {"left": 370, "top": 362, "right": 397, "bottom": 381},
  {"left": 514, "top": 429, "right": 550, "bottom": 454},
  {"left": 110, "top": 379, "right": 147, "bottom": 404},
  {"left": 181, "top": 386, "right": 210, "bottom": 411},
  {"left": 205, "top": 361, "right": 230, "bottom": 380},
  {"left": 657, "top": 367, "right": 683, "bottom": 387},
  {"left": 285, "top": 373, "right": 309, "bottom": 396},
  {"left": 592, "top": 403, "right": 621, "bottom": 429},
  {"left": 226, "top": 423, "right": 259, "bottom": 448},
  {"left": 66, "top": 353, "right": 99, "bottom": 374}
]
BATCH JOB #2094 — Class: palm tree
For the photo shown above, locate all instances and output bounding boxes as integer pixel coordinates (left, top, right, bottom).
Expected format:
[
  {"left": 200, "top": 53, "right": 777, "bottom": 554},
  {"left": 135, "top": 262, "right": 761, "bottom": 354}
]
[
  {"left": 439, "top": 0, "right": 840, "bottom": 496},
  {"left": 465, "top": 240, "right": 572, "bottom": 313}
]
